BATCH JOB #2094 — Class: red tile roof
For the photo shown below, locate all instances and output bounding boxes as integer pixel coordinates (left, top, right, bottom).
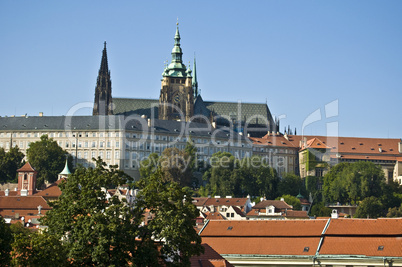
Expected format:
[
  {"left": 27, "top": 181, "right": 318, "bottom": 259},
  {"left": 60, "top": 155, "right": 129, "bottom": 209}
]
[
  {"left": 190, "top": 243, "right": 234, "bottom": 267},
  {"left": 319, "top": 237, "right": 402, "bottom": 257},
  {"left": 203, "top": 198, "right": 249, "bottom": 207},
  {"left": 201, "top": 236, "right": 320, "bottom": 256},
  {"left": 303, "top": 137, "right": 331, "bottom": 150},
  {"left": 17, "top": 162, "right": 36, "bottom": 172},
  {"left": 192, "top": 197, "right": 209, "bottom": 206},
  {"left": 250, "top": 135, "right": 298, "bottom": 148},
  {"left": 204, "top": 212, "right": 226, "bottom": 221},
  {"left": 0, "top": 191, "right": 18, "bottom": 197},
  {"left": 34, "top": 179, "right": 64, "bottom": 198},
  {"left": 253, "top": 200, "right": 292, "bottom": 210},
  {"left": 325, "top": 218, "right": 402, "bottom": 236},
  {"left": 0, "top": 196, "right": 51, "bottom": 210},
  {"left": 200, "top": 220, "right": 328, "bottom": 237},
  {"left": 285, "top": 210, "right": 309, "bottom": 218}
]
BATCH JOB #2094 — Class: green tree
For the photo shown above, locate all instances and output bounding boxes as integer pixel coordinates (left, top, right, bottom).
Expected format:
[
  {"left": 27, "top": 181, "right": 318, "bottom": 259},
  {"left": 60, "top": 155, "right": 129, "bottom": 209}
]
[
  {"left": 139, "top": 152, "right": 160, "bottom": 179},
  {"left": 278, "top": 173, "right": 305, "bottom": 197},
  {"left": 42, "top": 158, "right": 202, "bottom": 266},
  {"left": 26, "top": 135, "right": 72, "bottom": 188},
  {"left": 0, "top": 217, "right": 12, "bottom": 265},
  {"left": 323, "top": 161, "right": 386, "bottom": 204},
  {"left": 0, "top": 146, "right": 25, "bottom": 183},
  {"left": 276, "top": 194, "right": 302, "bottom": 210},
  {"left": 12, "top": 230, "right": 67, "bottom": 267},
  {"left": 42, "top": 159, "right": 135, "bottom": 266},
  {"left": 354, "top": 196, "right": 384, "bottom": 218},
  {"left": 386, "top": 204, "right": 402, "bottom": 217},
  {"left": 134, "top": 169, "right": 203, "bottom": 266},
  {"left": 310, "top": 202, "right": 332, "bottom": 217}
]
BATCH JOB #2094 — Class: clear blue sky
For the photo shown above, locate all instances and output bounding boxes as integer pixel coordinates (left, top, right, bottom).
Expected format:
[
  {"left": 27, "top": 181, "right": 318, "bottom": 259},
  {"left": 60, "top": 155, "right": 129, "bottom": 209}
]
[{"left": 1, "top": 1, "right": 401, "bottom": 138}]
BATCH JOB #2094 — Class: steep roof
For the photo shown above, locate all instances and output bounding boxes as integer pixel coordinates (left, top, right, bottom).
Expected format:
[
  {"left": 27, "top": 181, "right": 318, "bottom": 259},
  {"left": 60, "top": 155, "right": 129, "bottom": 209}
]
[
  {"left": 112, "top": 97, "right": 274, "bottom": 125},
  {"left": 17, "top": 162, "right": 36, "bottom": 172}
]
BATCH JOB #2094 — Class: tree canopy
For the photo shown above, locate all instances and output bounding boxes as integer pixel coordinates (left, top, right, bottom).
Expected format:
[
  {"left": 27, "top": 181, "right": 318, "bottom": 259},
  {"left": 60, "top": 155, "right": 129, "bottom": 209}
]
[
  {"left": 201, "top": 152, "right": 280, "bottom": 198},
  {"left": 323, "top": 161, "right": 385, "bottom": 204},
  {"left": 0, "top": 146, "right": 25, "bottom": 183},
  {"left": 26, "top": 135, "right": 72, "bottom": 188},
  {"left": 42, "top": 158, "right": 202, "bottom": 266}
]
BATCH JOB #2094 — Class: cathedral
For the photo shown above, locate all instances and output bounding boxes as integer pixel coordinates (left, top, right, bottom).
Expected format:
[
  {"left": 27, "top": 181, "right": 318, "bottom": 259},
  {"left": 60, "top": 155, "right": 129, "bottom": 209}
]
[{"left": 94, "top": 23, "right": 278, "bottom": 137}]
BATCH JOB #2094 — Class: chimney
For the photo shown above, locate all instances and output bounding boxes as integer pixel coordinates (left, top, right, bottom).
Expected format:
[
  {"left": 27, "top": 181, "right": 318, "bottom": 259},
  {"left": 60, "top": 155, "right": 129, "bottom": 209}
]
[
  {"left": 5, "top": 188, "right": 9, "bottom": 196},
  {"left": 280, "top": 197, "right": 284, "bottom": 201},
  {"left": 215, "top": 195, "right": 221, "bottom": 198},
  {"left": 399, "top": 139, "right": 402, "bottom": 153},
  {"left": 212, "top": 121, "right": 216, "bottom": 128},
  {"left": 379, "top": 147, "right": 382, "bottom": 153},
  {"left": 331, "top": 209, "right": 339, "bottom": 219},
  {"left": 247, "top": 133, "right": 250, "bottom": 137},
  {"left": 39, "top": 112, "right": 43, "bottom": 117},
  {"left": 147, "top": 118, "right": 151, "bottom": 127}
]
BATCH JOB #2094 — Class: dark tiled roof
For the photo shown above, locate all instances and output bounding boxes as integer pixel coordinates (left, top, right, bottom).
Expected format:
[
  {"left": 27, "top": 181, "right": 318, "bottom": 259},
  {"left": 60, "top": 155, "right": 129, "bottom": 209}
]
[
  {"left": 113, "top": 98, "right": 159, "bottom": 118},
  {"left": 0, "top": 115, "right": 246, "bottom": 141},
  {"left": 113, "top": 97, "right": 274, "bottom": 125}
]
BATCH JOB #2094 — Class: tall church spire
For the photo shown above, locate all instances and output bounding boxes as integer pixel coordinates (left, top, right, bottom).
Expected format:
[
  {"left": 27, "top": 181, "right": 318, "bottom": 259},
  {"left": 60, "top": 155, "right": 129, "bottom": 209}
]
[
  {"left": 192, "top": 55, "right": 199, "bottom": 99},
  {"left": 93, "top": 41, "right": 113, "bottom": 116},
  {"left": 163, "top": 22, "right": 188, "bottom": 77},
  {"left": 159, "top": 23, "right": 194, "bottom": 122}
]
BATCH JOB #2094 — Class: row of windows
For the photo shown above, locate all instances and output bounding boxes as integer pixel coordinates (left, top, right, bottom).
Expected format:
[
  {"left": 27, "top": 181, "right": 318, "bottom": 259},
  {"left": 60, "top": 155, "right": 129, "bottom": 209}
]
[
  {"left": 70, "top": 150, "right": 120, "bottom": 160},
  {"left": 60, "top": 140, "right": 120, "bottom": 149},
  {"left": 0, "top": 132, "right": 120, "bottom": 138}
]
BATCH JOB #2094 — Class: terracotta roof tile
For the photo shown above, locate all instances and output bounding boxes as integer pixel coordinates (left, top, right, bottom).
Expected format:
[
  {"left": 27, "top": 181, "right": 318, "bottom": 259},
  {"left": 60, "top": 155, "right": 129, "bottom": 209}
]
[
  {"left": 203, "top": 198, "right": 248, "bottom": 207},
  {"left": 0, "top": 196, "right": 51, "bottom": 210},
  {"left": 190, "top": 243, "right": 234, "bottom": 267},
  {"left": 253, "top": 200, "right": 292, "bottom": 210},
  {"left": 319, "top": 236, "right": 402, "bottom": 257},
  {"left": 0, "top": 191, "right": 18, "bottom": 197},
  {"left": 205, "top": 212, "right": 226, "bottom": 220},
  {"left": 201, "top": 236, "right": 320, "bottom": 256},
  {"left": 325, "top": 218, "right": 402, "bottom": 236},
  {"left": 200, "top": 220, "right": 328, "bottom": 237},
  {"left": 34, "top": 179, "right": 64, "bottom": 197},
  {"left": 17, "top": 162, "right": 37, "bottom": 172},
  {"left": 192, "top": 197, "right": 210, "bottom": 206},
  {"left": 285, "top": 210, "right": 309, "bottom": 218}
]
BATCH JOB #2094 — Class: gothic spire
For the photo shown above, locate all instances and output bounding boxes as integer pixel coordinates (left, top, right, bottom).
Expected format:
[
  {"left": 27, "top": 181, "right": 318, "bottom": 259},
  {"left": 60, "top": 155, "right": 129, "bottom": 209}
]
[
  {"left": 93, "top": 42, "right": 113, "bottom": 116},
  {"left": 192, "top": 55, "right": 199, "bottom": 99}
]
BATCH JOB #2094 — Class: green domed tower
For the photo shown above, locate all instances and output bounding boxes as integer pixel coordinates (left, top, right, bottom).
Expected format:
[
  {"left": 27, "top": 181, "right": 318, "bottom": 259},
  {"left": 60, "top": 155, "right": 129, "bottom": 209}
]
[{"left": 159, "top": 23, "right": 194, "bottom": 122}]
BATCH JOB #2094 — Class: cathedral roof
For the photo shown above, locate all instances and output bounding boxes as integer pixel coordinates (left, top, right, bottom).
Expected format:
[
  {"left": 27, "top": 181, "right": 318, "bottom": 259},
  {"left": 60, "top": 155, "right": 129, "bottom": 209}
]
[{"left": 113, "top": 97, "right": 274, "bottom": 126}]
